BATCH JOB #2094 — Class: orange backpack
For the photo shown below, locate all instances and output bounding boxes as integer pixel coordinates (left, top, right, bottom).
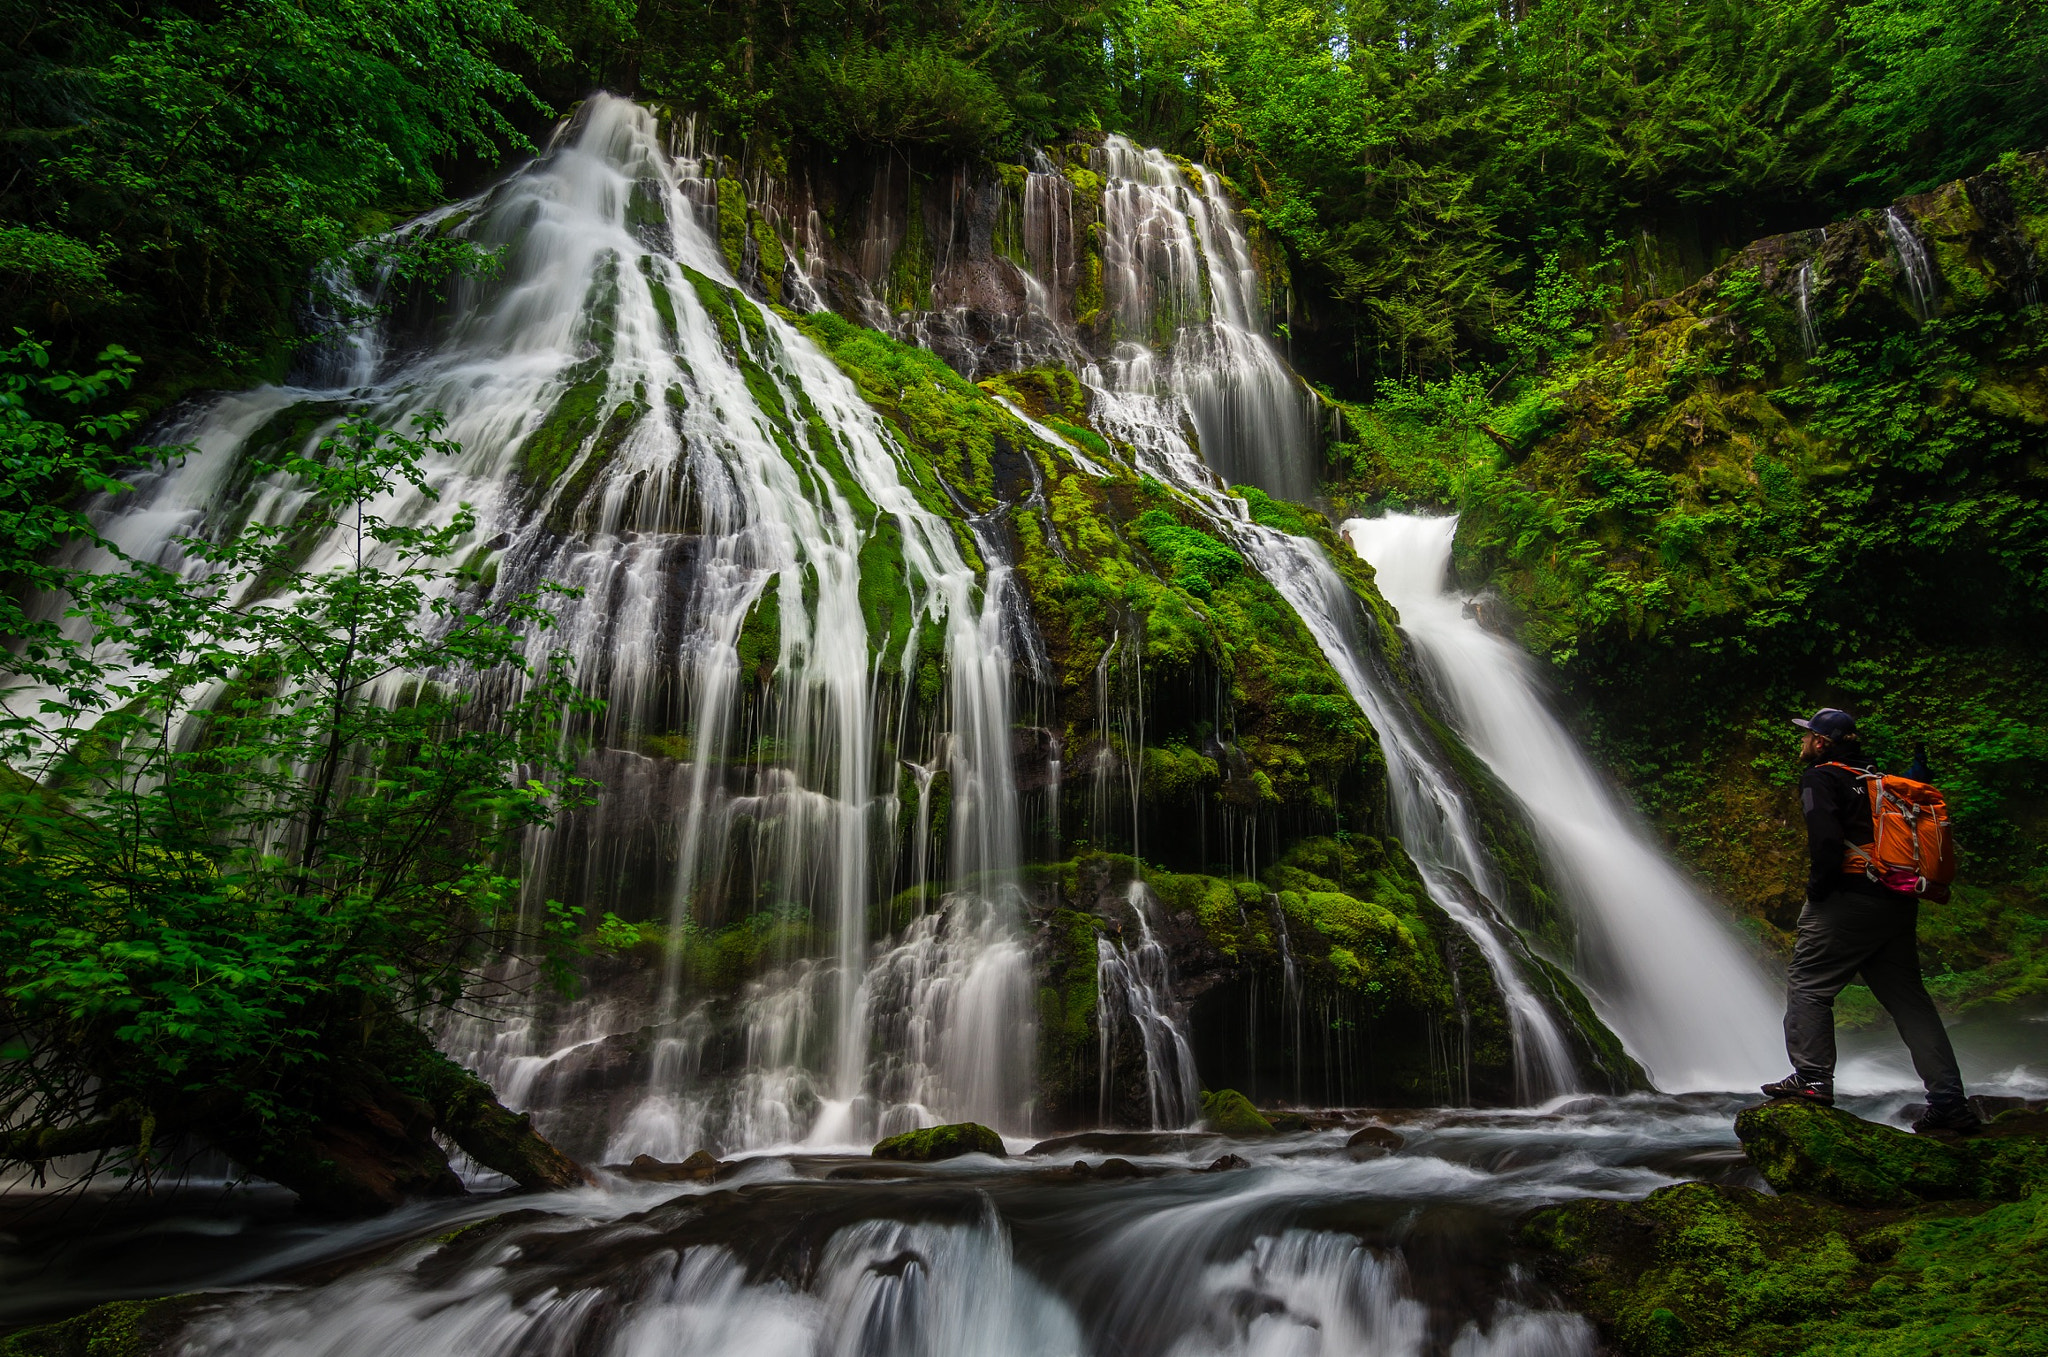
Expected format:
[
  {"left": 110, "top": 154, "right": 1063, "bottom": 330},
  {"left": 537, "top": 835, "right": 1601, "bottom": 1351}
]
[{"left": 1824, "top": 763, "right": 1957, "bottom": 901}]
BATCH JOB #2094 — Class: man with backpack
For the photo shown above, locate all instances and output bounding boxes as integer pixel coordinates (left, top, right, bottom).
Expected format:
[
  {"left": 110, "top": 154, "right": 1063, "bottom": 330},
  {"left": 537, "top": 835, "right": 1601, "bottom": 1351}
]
[{"left": 1760, "top": 707, "right": 1980, "bottom": 1133}]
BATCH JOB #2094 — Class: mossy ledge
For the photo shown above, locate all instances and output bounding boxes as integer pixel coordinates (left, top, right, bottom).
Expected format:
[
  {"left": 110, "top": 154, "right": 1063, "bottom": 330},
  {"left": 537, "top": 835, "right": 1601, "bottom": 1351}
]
[{"left": 1525, "top": 1102, "right": 2048, "bottom": 1355}]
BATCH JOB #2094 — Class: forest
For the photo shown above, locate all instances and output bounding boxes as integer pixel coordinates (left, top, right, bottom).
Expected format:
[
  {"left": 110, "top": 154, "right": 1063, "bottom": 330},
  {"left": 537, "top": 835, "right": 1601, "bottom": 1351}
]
[{"left": 3, "top": 1, "right": 2047, "bottom": 1354}]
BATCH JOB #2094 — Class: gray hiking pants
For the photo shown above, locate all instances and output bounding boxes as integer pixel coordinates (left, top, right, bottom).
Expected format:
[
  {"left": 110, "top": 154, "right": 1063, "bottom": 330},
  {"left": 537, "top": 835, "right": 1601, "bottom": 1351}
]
[{"left": 1784, "top": 889, "right": 1965, "bottom": 1106}]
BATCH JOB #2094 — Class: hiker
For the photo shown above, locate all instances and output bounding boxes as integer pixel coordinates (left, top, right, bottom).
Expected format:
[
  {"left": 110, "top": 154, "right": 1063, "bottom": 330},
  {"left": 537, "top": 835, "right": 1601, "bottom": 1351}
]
[{"left": 1760, "top": 707, "right": 1979, "bottom": 1133}]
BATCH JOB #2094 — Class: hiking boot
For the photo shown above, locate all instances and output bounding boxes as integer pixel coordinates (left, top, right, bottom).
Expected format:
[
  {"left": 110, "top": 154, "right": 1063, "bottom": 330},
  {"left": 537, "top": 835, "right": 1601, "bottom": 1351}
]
[
  {"left": 1760, "top": 1073, "right": 1835, "bottom": 1106},
  {"left": 1911, "top": 1102, "right": 1982, "bottom": 1135}
]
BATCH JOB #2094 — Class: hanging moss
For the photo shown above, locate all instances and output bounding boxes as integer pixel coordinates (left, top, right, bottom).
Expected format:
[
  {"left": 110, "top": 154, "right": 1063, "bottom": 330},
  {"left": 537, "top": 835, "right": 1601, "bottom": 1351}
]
[
  {"left": 858, "top": 516, "right": 915, "bottom": 665},
  {"left": 735, "top": 579, "right": 781, "bottom": 685},
  {"left": 546, "top": 394, "right": 646, "bottom": 533},
  {"left": 750, "top": 212, "right": 787, "bottom": 303},
  {"left": 888, "top": 175, "right": 932, "bottom": 314},
  {"left": 716, "top": 177, "right": 747, "bottom": 275},
  {"left": 515, "top": 375, "right": 609, "bottom": 490}
]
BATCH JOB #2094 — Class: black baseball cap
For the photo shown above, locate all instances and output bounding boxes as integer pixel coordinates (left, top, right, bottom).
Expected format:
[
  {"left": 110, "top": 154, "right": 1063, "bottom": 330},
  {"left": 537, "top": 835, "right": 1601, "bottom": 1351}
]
[{"left": 1792, "top": 708, "right": 1857, "bottom": 739}]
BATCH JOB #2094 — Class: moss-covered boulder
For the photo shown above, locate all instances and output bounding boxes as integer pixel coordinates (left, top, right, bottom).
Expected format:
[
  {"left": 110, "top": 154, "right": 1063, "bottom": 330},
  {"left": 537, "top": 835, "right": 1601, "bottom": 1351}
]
[
  {"left": 1736, "top": 1100, "right": 2048, "bottom": 1207},
  {"left": 1736, "top": 1101, "right": 1975, "bottom": 1207},
  {"left": 871, "top": 1121, "right": 1006, "bottom": 1161},
  {"left": 1526, "top": 1174, "right": 2048, "bottom": 1357},
  {"left": 1199, "top": 1088, "right": 1275, "bottom": 1137},
  {"left": 1527, "top": 1105, "right": 2048, "bottom": 1355}
]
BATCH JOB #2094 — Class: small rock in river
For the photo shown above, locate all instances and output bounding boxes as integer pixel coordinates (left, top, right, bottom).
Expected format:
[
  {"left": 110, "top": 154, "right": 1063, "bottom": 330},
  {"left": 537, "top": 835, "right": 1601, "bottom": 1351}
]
[{"left": 1200, "top": 1154, "right": 1250, "bottom": 1172}]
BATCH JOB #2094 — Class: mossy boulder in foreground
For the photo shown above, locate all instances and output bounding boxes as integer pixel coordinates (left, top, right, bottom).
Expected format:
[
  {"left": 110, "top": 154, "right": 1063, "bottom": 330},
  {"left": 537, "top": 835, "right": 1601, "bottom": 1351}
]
[
  {"left": 871, "top": 1122, "right": 1006, "bottom": 1161},
  {"left": 1526, "top": 1103, "right": 2048, "bottom": 1356},
  {"left": 1735, "top": 1099, "right": 2048, "bottom": 1207}
]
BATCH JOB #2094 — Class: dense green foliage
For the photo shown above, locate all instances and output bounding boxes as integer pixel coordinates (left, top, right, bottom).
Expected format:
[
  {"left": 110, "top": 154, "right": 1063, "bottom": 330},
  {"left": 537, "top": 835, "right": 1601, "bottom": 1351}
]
[
  {"left": 1124, "top": 0, "right": 2048, "bottom": 376},
  {"left": 0, "top": 350, "right": 591, "bottom": 1186},
  {"left": 0, "top": 0, "right": 557, "bottom": 384},
  {"left": 13, "top": 0, "right": 2048, "bottom": 394}
]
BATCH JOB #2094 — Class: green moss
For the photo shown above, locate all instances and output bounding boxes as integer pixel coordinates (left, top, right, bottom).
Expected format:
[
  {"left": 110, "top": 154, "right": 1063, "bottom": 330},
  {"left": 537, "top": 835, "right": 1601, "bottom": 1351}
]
[
  {"left": 716, "top": 177, "right": 747, "bottom": 275},
  {"left": 640, "top": 257, "right": 677, "bottom": 340},
  {"left": 1735, "top": 1101, "right": 2048, "bottom": 1208},
  {"left": 751, "top": 213, "right": 787, "bottom": 303},
  {"left": 858, "top": 517, "right": 915, "bottom": 663},
  {"left": 1529, "top": 1119, "right": 2048, "bottom": 1357},
  {"left": 888, "top": 176, "right": 931, "bottom": 314},
  {"left": 1199, "top": 1087, "right": 1275, "bottom": 1136},
  {"left": 547, "top": 394, "right": 645, "bottom": 533},
  {"left": 0, "top": 1294, "right": 209, "bottom": 1357},
  {"left": 1143, "top": 743, "right": 1220, "bottom": 802},
  {"left": 735, "top": 578, "right": 782, "bottom": 685},
  {"left": 871, "top": 1121, "right": 1005, "bottom": 1161},
  {"left": 516, "top": 374, "right": 608, "bottom": 490}
]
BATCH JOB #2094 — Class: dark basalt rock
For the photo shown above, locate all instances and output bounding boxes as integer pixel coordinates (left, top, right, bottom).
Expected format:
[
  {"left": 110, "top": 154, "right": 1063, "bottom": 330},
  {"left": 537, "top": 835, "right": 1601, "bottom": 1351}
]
[{"left": 1200, "top": 1153, "right": 1251, "bottom": 1172}]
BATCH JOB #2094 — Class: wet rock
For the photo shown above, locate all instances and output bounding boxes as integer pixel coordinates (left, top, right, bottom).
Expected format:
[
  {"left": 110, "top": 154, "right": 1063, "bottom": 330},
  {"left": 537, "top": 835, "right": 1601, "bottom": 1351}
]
[
  {"left": 1200, "top": 1153, "right": 1250, "bottom": 1172},
  {"left": 607, "top": 1149, "right": 728, "bottom": 1183},
  {"left": 1345, "top": 1125, "right": 1404, "bottom": 1160},
  {"left": 1265, "top": 1110, "right": 1310, "bottom": 1133},
  {"left": 871, "top": 1122, "right": 1006, "bottom": 1162},
  {"left": 1026, "top": 1131, "right": 1219, "bottom": 1157},
  {"left": 1198, "top": 1089, "right": 1274, "bottom": 1137},
  {"left": 825, "top": 1162, "right": 922, "bottom": 1180},
  {"left": 1093, "top": 1157, "right": 1142, "bottom": 1179}
]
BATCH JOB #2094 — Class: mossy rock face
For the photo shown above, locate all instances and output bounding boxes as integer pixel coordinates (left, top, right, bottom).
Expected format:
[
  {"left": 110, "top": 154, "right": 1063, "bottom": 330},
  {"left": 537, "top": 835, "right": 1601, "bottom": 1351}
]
[
  {"left": 1199, "top": 1088, "right": 1275, "bottom": 1137},
  {"left": 1736, "top": 1101, "right": 2048, "bottom": 1207},
  {"left": 0, "top": 1293, "right": 215, "bottom": 1357},
  {"left": 871, "top": 1121, "right": 1006, "bottom": 1161}
]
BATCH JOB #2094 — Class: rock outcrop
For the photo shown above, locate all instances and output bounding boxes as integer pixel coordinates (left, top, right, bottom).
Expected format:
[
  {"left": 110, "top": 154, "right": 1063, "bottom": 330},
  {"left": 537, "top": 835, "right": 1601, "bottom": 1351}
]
[{"left": 1526, "top": 1101, "right": 2048, "bottom": 1355}]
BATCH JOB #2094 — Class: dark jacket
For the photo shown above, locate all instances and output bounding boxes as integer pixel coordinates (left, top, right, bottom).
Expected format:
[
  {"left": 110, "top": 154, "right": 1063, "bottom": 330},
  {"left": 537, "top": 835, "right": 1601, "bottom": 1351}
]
[{"left": 1798, "top": 748, "right": 1899, "bottom": 902}]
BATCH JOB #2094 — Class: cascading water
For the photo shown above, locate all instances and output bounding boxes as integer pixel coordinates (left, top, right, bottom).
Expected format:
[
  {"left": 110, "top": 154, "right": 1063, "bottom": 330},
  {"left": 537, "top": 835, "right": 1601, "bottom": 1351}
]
[
  {"left": 1091, "top": 138, "right": 1318, "bottom": 503},
  {"left": 1883, "top": 207, "right": 1938, "bottom": 322},
  {"left": 1342, "top": 514, "right": 1783, "bottom": 1091},
  {"left": 1096, "top": 883, "right": 1203, "bottom": 1128},
  {"left": 1021, "top": 146, "right": 1582, "bottom": 1104},
  {"left": 61, "top": 94, "right": 1040, "bottom": 1152}
]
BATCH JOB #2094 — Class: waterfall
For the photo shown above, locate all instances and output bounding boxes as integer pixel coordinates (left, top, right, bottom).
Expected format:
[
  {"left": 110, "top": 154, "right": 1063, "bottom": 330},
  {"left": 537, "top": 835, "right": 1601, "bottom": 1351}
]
[
  {"left": 1883, "top": 207, "right": 1938, "bottom": 322},
  {"left": 1343, "top": 514, "right": 1783, "bottom": 1091},
  {"left": 1794, "top": 260, "right": 1819, "bottom": 354},
  {"left": 948, "top": 138, "right": 1584, "bottom": 1102},
  {"left": 1096, "top": 882, "right": 1202, "bottom": 1128},
  {"left": 65, "top": 94, "right": 1041, "bottom": 1150},
  {"left": 1090, "top": 138, "right": 1318, "bottom": 503}
]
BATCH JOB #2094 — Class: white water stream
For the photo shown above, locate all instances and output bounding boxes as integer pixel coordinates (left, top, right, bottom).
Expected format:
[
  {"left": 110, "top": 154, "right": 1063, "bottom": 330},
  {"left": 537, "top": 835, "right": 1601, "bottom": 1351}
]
[{"left": 1342, "top": 515, "right": 1782, "bottom": 1090}]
